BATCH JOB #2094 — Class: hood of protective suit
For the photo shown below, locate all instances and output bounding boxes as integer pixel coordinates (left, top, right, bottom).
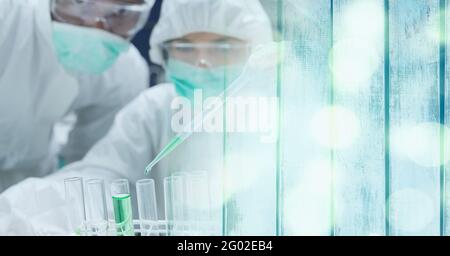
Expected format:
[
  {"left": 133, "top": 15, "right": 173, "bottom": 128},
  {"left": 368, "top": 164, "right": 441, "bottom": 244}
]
[{"left": 149, "top": 0, "right": 274, "bottom": 65}]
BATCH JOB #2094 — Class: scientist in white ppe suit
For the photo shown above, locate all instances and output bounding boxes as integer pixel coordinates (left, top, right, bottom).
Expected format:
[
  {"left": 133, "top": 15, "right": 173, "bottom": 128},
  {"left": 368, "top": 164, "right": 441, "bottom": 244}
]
[
  {"left": 0, "top": 0, "right": 153, "bottom": 192},
  {"left": 0, "top": 0, "right": 273, "bottom": 235}
]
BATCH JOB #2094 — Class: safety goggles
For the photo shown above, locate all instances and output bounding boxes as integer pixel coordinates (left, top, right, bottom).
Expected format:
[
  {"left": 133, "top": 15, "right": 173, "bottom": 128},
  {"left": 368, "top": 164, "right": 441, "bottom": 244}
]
[
  {"left": 51, "top": 0, "right": 152, "bottom": 39},
  {"left": 160, "top": 42, "right": 251, "bottom": 68}
]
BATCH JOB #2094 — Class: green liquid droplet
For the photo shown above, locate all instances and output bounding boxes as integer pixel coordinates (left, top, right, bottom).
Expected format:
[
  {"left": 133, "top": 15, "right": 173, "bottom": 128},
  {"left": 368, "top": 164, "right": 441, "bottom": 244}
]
[{"left": 112, "top": 194, "right": 134, "bottom": 236}]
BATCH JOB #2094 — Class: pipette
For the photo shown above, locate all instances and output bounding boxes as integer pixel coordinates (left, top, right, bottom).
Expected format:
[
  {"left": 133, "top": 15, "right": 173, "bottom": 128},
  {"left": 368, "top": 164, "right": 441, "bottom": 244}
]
[
  {"left": 144, "top": 43, "right": 280, "bottom": 175},
  {"left": 144, "top": 72, "right": 249, "bottom": 175}
]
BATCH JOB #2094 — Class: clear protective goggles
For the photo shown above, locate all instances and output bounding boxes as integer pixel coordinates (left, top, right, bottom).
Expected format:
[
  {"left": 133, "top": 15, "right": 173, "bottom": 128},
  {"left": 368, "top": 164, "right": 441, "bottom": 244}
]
[
  {"left": 51, "top": 0, "right": 152, "bottom": 39},
  {"left": 160, "top": 42, "right": 251, "bottom": 68}
]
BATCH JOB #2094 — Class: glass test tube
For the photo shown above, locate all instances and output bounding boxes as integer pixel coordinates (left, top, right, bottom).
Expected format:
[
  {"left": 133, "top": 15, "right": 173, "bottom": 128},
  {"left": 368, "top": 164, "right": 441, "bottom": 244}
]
[
  {"left": 136, "top": 179, "right": 158, "bottom": 236},
  {"left": 64, "top": 177, "right": 86, "bottom": 236},
  {"left": 184, "top": 172, "right": 211, "bottom": 235},
  {"left": 85, "top": 179, "right": 108, "bottom": 236},
  {"left": 164, "top": 174, "right": 186, "bottom": 236},
  {"left": 111, "top": 179, "right": 134, "bottom": 236}
]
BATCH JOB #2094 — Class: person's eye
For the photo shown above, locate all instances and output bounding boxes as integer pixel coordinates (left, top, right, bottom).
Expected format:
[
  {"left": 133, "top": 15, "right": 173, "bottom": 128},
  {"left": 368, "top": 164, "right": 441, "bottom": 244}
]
[
  {"left": 114, "top": 8, "right": 127, "bottom": 17},
  {"left": 176, "top": 47, "right": 194, "bottom": 54},
  {"left": 74, "top": 0, "right": 87, "bottom": 5},
  {"left": 105, "top": 8, "right": 127, "bottom": 20}
]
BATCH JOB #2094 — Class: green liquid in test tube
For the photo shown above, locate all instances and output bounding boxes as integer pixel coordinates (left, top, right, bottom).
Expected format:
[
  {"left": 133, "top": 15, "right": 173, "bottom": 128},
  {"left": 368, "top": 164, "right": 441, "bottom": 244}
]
[
  {"left": 113, "top": 194, "right": 134, "bottom": 236},
  {"left": 111, "top": 179, "right": 134, "bottom": 236}
]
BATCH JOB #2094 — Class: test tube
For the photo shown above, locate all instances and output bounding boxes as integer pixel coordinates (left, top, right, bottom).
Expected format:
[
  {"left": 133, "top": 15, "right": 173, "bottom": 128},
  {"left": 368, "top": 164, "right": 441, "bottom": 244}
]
[
  {"left": 64, "top": 177, "right": 86, "bottom": 236},
  {"left": 85, "top": 179, "right": 108, "bottom": 236},
  {"left": 111, "top": 179, "right": 134, "bottom": 236},
  {"left": 184, "top": 172, "right": 211, "bottom": 235},
  {"left": 164, "top": 175, "right": 186, "bottom": 236},
  {"left": 136, "top": 179, "right": 158, "bottom": 236}
]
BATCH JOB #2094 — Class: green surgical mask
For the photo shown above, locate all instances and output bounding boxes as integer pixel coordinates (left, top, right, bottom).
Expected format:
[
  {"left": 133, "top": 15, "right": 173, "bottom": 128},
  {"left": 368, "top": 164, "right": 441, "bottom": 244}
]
[
  {"left": 167, "top": 59, "right": 244, "bottom": 101},
  {"left": 52, "top": 22, "right": 130, "bottom": 75}
]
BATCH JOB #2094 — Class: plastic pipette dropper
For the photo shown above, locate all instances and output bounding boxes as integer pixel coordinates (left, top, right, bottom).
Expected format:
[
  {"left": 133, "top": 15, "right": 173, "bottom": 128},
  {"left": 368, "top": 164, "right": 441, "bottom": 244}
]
[
  {"left": 145, "top": 135, "right": 185, "bottom": 174},
  {"left": 144, "top": 77, "right": 245, "bottom": 175},
  {"left": 144, "top": 43, "right": 281, "bottom": 175}
]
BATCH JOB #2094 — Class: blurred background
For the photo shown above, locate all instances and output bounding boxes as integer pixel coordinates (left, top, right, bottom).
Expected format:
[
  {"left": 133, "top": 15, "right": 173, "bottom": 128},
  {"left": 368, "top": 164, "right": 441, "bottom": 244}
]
[{"left": 131, "top": 0, "right": 163, "bottom": 87}]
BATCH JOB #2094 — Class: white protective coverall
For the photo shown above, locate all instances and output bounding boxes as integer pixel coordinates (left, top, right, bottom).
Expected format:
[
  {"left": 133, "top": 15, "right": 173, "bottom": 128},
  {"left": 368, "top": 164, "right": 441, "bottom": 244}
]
[
  {"left": 0, "top": 0, "right": 273, "bottom": 235},
  {"left": 0, "top": 0, "right": 150, "bottom": 192}
]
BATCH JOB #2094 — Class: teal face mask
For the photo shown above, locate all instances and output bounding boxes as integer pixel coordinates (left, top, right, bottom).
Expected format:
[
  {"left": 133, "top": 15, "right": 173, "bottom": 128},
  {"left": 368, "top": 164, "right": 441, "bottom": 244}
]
[
  {"left": 52, "top": 22, "right": 130, "bottom": 75},
  {"left": 166, "top": 59, "right": 244, "bottom": 101}
]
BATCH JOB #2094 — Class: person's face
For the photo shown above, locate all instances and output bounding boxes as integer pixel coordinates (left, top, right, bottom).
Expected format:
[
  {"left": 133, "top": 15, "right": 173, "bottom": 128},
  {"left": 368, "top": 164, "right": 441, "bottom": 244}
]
[
  {"left": 51, "top": 0, "right": 147, "bottom": 39},
  {"left": 163, "top": 32, "right": 250, "bottom": 68}
]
